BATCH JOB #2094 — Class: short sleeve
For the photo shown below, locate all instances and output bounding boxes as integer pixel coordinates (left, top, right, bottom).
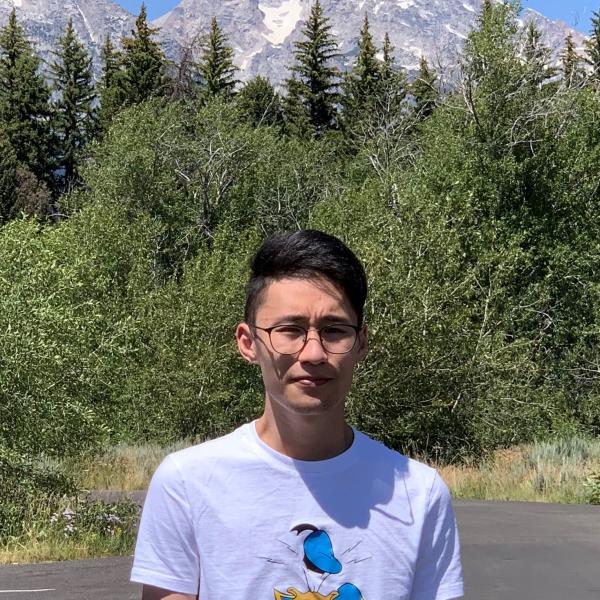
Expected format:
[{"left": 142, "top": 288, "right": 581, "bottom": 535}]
[
  {"left": 410, "top": 473, "right": 464, "bottom": 600},
  {"left": 130, "top": 454, "right": 201, "bottom": 595}
]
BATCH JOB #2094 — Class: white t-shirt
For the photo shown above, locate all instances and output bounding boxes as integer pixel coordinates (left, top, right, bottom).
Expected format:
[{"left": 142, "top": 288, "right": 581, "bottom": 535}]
[{"left": 131, "top": 422, "right": 464, "bottom": 600}]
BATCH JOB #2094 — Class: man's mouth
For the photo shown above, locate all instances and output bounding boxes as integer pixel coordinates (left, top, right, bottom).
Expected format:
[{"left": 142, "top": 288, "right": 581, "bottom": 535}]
[{"left": 291, "top": 376, "right": 332, "bottom": 387}]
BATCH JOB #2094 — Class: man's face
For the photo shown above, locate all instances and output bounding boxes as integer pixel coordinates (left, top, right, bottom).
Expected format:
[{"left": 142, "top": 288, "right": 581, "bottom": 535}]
[{"left": 236, "top": 276, "right": 368, "bottom": 418}]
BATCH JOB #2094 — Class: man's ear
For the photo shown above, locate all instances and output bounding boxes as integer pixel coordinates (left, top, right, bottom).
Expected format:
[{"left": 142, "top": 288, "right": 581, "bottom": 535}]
[
  {"left": 356, "top": 324, "right": 368, "bottom": 362},
  {"left": 236, "top": 322, "right": 258, "bottom": 364}
]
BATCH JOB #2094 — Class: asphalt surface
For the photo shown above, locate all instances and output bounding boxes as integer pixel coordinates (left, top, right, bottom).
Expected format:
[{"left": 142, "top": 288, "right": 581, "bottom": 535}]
[{"left": 1, "top": 499, "right": 599, "bottom": 599}]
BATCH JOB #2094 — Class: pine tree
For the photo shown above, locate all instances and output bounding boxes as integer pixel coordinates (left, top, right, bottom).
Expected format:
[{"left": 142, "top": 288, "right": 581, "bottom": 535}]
[
  {"left": 0, "top": 127, "right": 17, "bottom": 221},
  {"left": 523, "top": 21, "right": 554, "bottom": 89},
  {"left": 561, "top": 34, "right": 584, "bottom": 89},
  {"left": 376, "top": 34, "right": 408, "bottom": 117},
  {"left": 119, "top": 3, "right": 166, "bottom": 105},
  {"left": 342, "top": 13, "right": 380, "bottom": 122},
  {"left": 381, "top": 33, "right": 394, "bottom": 80},
  {"left": 0, "top": 9, "right": 53, "bottom": 182},
  {"left": 101, "top": 34, "right": 120, "bottom": 90},
  {"left": 353, "top": 13, "right": 380, "bottom": 96},
  {"left": 585, "top": 10, "right": 600, "bottom": 85},
  {"left": 198, "top": 17, "right": 237, "bottom": 99},
  {"left": 480, "top": 0, "right": 493, "bottom": 24},
  {"left": 98, "top": 34, "right": 124, "bottom": 131},
  {"left": 412, "top": 56, "right": 438, "bottom": 119},
  {"left": 282, "top": 75, "right": 312, "bottom": 138},
  {"left": 51, "top": 18, "right": 96, "bottom": 188},
  {"left": 286, "top": 0, "right": 340, "bottom": 136},
  {"left": 236, "top": 76, "right": 282, "bottom": 127}
]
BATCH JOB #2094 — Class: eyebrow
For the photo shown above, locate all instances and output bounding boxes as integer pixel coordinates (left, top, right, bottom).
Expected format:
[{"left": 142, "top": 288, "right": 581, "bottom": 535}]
[{"left": 270, "top": 314, "right": 352, "bottom": 324}]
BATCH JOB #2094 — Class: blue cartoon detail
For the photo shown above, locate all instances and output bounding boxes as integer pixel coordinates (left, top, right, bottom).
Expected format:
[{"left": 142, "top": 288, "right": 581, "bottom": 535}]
[
  {"left": 303, "top": 530, "right": 342, "bottom": 574},
  {"left": 336, "top": 583, "right": 362, "bottom": 600},
  {"left": 272, "top": 524, "right": 365, "bottom": 599}
]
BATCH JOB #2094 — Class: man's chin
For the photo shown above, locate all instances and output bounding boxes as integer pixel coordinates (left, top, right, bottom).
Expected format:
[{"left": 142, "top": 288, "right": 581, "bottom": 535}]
[{"left": 284, "top": 392, "right": 340, "bottom": 415}]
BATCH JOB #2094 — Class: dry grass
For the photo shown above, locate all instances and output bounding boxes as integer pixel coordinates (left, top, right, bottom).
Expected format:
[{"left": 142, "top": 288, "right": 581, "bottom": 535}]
[
  {"left": 58, "top": 436, "right": 600, "bottom": 504},
  {"left": 58, "top": 439, "right": 197, "bottom": 491},
  {"left": 438, "top": 438, "right": 600, "bottom": 503},
  {"left": 0, "top": 536, "right": 127, "bottom": 564}
]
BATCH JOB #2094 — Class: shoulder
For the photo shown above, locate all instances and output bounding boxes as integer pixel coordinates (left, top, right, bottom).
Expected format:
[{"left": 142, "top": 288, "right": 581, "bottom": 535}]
[
  {"left": 353, "top": 429, "right": 444, "bottom": 498},
  {"left": 151, "top": 423, "right": 255, "bottom": 491}
]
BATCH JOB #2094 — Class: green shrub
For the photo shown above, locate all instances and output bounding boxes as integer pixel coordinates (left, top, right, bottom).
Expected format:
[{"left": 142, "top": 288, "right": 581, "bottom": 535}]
[
  {"left": 584, "top": 472, "right": 600, "bottom": 505},
  {"left": 0, "top": 447, "right": 75, "bottom": 540}
]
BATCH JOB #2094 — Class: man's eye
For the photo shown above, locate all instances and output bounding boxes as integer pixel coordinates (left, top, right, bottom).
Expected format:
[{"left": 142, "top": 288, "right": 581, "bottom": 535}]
[
  {"left": 273, "top": 326, "right": 304, "bottom": 337},
  {"left": 324, "top": 325, "right": 352, "bottom": 335},
  {"left": 325, "top": 326, "right": 347, "bottom": 334}
]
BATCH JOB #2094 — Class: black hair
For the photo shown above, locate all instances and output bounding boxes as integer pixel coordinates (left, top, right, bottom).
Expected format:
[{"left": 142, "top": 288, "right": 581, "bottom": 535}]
[{"left": 244, "top": 230, "right": 368, "bottom": 326}]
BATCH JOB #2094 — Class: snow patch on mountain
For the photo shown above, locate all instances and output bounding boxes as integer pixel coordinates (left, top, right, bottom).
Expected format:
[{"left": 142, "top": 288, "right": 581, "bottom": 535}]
[
  {"left": 445, "top": 23, "right": 467, "bottom": 39},
  {"left": 76, "top": 4, "right": 95, "bottom": 44},
  {"left": 0, "top": 0, "right": 587, "bottom": 86},
  {"left": 240, "top": 48, "right": 261, "bottom": 70},
  {"left": 259, "top": 0, "right": 304, "bottom": 45}
]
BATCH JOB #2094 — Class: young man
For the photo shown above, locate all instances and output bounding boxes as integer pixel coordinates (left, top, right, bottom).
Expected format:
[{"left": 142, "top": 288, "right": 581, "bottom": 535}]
[{"left": 131, "top": 230, "right": 464, "bottom": 600}]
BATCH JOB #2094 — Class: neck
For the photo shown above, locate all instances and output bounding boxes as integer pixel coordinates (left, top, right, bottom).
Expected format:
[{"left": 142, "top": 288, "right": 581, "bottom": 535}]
[{"left": 255, "top": 402, "right": 353, "bottom": 461}]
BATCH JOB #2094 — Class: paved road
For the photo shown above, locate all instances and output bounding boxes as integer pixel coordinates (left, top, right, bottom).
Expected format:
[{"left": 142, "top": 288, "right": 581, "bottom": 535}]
[{"left": 1, "top": 500, "right": 599, "bottom": 599}]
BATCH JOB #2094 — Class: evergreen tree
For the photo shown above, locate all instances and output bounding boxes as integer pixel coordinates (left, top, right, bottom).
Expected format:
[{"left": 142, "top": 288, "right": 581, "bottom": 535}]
[
  {"left": 412, "top": 56, "right": 438, "bottom": 119},
  {"left": 198, "top": 17, "right": 237, "bottom": 99},
  {"left": 0, "top": 9, "right": 53, "bottom": 182},
  {"left": 0, "top": 127, "right": 17, "bottom": 221},
  {"left": 480, "top": 0, "right": 493, "bottom": 24},
  {"left": 376, "top": 34, "right": 409, "bottom": 116},
  {"left": 282, "top": 75, "right": 312, "bottom": 138},
  {"left": 352, "top": 13, "right": 380, "bottom": 96},
  {"left": 342, "top": 13, "right": 380, "bottom": 122},
  {"left": 585, "top": 10, "right": 600, "bottom": 85},
  {"left": 522, "top": 21, "right": 554, "bottom": 89},
  {"left": 286, "top": 0, "right": 340, "bottom": 136},
  {"left": 282, "top": 76, "right": 311, "bottom": 138},
  {"left": 101, "top": 34, "right": 120, "bottom": 90},
  {"left": 98, "top": 34, "right": 123, "bottom": 130},
  {"left": 119, "top": 3, "right": 166, "bottom": 105},
  {"left": 381, "top": 32, "right": 394, "bottom": 80},
  {"left": 51, "top": 18, "right": 96, "bottom": 188},
  {"left": 561, "top": 34, "right": 585, "bottom": 89},
  {"left": 236, "top": 76, "right": 282, "bottom": 127}
]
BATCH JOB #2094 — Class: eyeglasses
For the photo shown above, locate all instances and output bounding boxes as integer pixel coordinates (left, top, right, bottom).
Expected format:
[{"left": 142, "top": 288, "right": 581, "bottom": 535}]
[{"left": 251, "top": 323, "right": 361, "bottom": 355}]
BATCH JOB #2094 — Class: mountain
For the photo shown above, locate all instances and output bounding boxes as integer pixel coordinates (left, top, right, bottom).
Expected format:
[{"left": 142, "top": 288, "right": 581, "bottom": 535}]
[
  {"left": 154, "top": 0, "right": 588, "bottom": 84},
  {"left": 0, "top": 0, "right": 588, "bottom": 84},
  {"left": 0, "top": 0, "right": 135, "bottom": 74}
]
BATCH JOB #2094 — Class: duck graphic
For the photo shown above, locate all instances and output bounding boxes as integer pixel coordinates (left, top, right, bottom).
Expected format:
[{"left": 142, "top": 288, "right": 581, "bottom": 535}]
[{"left": 272, "top": 524, "right": 366, "bottom": 600}]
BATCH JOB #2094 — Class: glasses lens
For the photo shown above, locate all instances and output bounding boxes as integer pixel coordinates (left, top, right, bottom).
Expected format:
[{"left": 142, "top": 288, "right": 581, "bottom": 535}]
[
  {"left": 320, "top": 324, "right": 357, "bottom": 354},
  {"left": 269, "top": 325, "right": 307, "bottom": 354},
  {"left": 267, "top": 324, "right": 358, "bottom": 354}
]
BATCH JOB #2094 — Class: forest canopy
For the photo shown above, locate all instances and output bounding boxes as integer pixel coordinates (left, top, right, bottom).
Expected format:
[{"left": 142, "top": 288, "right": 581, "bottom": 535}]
[{"left": 2, "top": 1, "right": 600, "bottom": 469}]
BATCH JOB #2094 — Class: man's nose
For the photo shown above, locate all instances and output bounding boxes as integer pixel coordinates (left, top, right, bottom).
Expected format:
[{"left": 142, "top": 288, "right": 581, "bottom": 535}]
[{"left": 298, "top": 330, "right": 328, "bottom": 362}]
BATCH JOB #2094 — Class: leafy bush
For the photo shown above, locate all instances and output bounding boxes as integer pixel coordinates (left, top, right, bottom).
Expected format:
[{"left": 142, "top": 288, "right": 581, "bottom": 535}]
[
  {"left": 584, "top": 472, "right": 600, "bottom": 505},
  {"left": 46, "top": 498, "right": 139, "bottom": 549},
  {"left": 0, "top": 447, "right": 75, "bottom": 540},
  {"left": 0, "top": 202, "right": 158, "bottom": 456}
]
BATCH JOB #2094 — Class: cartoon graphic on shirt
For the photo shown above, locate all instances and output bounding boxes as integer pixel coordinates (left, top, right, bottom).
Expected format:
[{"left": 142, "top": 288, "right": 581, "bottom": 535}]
[{"left": 268, "top": 524, "right": 367, "bottom": 600}]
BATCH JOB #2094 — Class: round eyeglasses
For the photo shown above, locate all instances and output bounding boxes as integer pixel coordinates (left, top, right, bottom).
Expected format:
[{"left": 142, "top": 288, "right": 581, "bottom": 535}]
[{"left": 251, "top": 324, "right": 361, "bottom": 355}]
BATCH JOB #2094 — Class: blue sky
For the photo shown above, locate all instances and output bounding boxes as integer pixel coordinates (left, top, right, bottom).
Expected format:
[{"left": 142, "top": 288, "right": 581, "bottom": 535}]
[
  {"left": 525, "top": 0, "right": 596, "bottom": 32},
  {"left": 115, "top": 1, "right": 597, "bottom": 33}
]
